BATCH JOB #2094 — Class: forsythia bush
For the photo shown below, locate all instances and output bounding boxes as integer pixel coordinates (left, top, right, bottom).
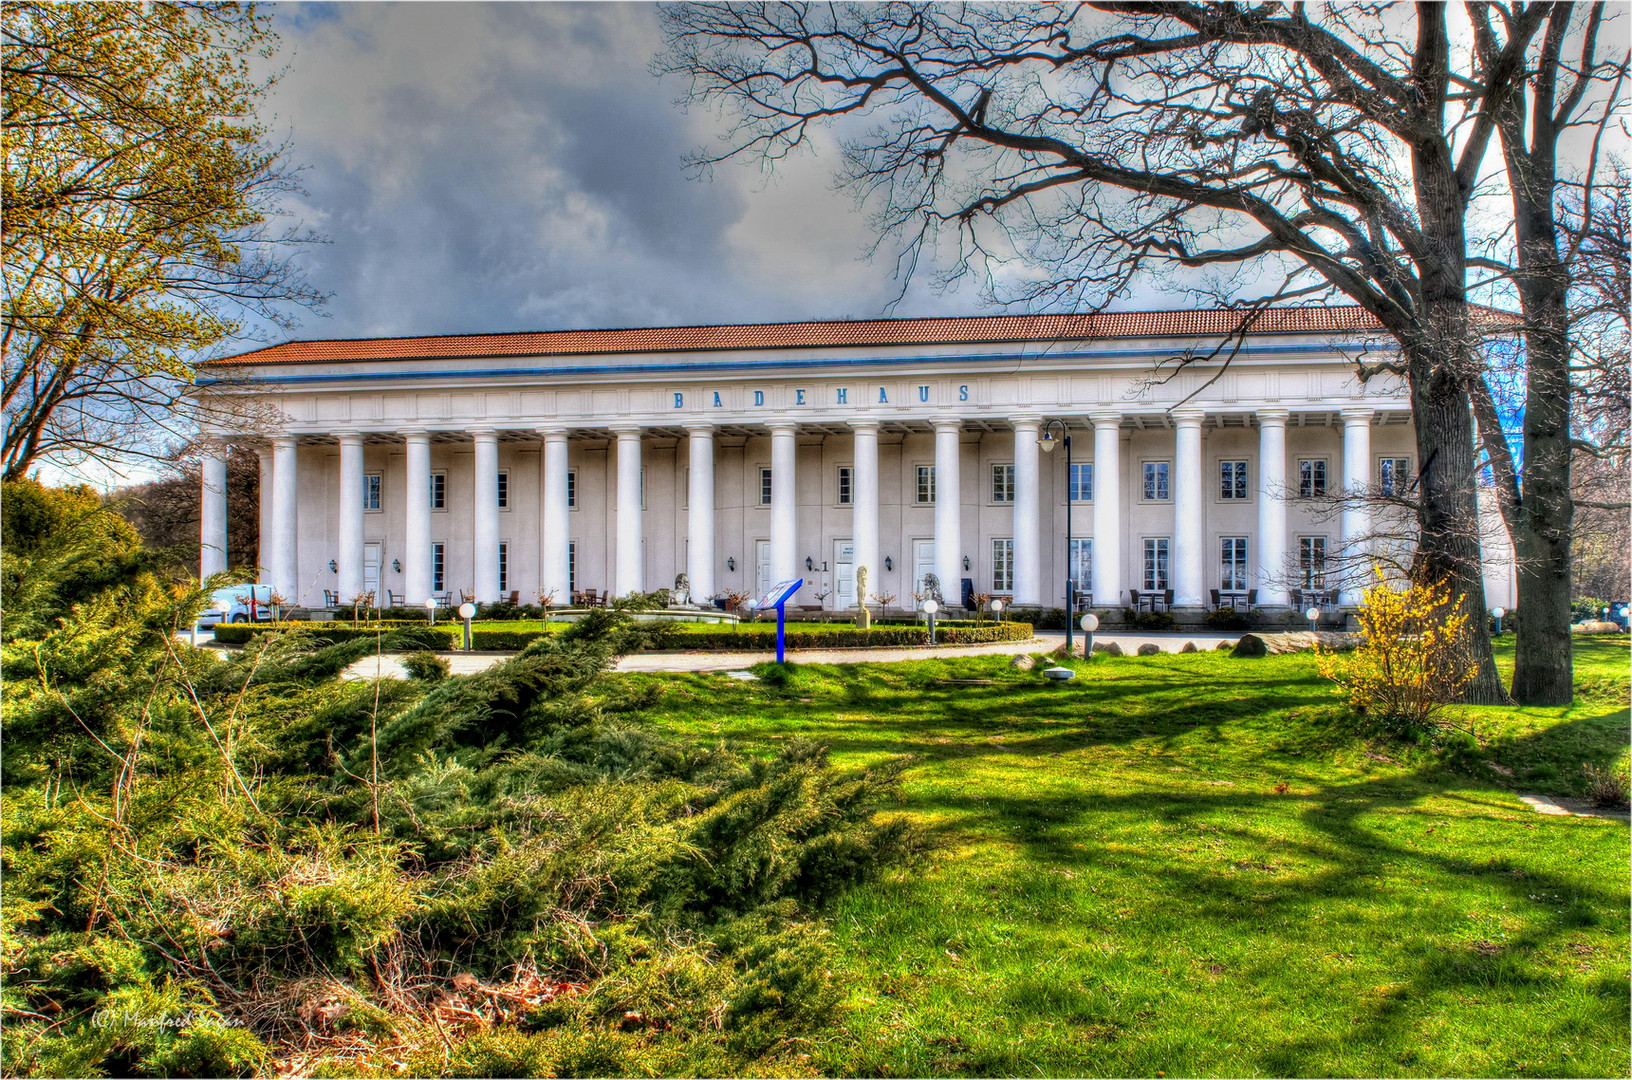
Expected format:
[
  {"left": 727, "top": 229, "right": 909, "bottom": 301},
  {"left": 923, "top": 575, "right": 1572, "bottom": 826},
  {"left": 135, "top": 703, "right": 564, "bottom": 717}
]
[{"left": 1319, "top": 572, "right": 1478, "bottom": 736}]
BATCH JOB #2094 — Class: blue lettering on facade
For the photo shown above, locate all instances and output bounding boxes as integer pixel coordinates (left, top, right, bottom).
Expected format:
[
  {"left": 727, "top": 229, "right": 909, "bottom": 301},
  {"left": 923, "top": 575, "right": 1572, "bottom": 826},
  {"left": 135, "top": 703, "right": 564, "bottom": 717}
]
[
  {"left": 959, "top": 384, "right": 969, "bottom": 401},
  {"left": 796, "top": 389, "right": 806, "bottom": 405},
  {"left": 674, "top": 392, "right": 684, "bottom": 408},
  {"left": 918, "top": 385, "right": 930, "bottom": 402},
  {"left": 713, "top": 392, "right": 722, "bottom": 407},
  {"left": 754, "top": 390, "right": 764, "bottom": 406},
  {"left": 836, "top": 388, "right": 847, "bottom": 405},
  {"left": 878, "top": 387, "right": 888, "bottom": 403}
]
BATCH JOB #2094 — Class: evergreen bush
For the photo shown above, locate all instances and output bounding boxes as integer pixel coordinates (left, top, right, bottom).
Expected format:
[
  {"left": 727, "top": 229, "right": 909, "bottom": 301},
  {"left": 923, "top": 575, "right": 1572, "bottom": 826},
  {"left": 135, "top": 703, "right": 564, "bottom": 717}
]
[{"left": 1, "top": 521, "right": 923, "bottom": 1076}]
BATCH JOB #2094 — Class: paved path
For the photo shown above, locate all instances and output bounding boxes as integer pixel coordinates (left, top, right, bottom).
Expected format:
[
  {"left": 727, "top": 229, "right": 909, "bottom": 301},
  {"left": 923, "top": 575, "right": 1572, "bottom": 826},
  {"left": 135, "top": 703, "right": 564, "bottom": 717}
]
[{"left": 339, "top": 630, "right": 1243, "bottom": 680}]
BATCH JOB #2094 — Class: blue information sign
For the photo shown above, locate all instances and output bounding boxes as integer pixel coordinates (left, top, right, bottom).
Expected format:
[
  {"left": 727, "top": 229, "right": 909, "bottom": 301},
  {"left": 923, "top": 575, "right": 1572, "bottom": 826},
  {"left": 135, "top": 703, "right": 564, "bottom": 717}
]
[{"left": 756, "top": 578, "right": 804, "bottom": 663}]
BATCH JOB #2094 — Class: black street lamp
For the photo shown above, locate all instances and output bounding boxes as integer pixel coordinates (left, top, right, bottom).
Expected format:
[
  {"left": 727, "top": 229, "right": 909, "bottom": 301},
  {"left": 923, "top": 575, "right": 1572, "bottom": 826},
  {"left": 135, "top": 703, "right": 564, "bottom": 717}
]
[{"left": 1039, "top": 419, "right": 1075, "bottom": 656}]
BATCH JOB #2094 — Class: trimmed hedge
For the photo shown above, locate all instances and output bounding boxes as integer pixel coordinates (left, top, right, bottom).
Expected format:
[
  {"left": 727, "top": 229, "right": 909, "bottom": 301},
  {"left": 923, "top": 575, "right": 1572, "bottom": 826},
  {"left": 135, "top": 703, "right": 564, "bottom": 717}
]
[
  {"left": 214, "top": 621, "right": 461, "bottom": 646},
  {"left": 647, "top": 620, "right": 1034, "bottom": 651},
  {"left": 214, "top": 619, "right": 1033, "bottom": 652}
]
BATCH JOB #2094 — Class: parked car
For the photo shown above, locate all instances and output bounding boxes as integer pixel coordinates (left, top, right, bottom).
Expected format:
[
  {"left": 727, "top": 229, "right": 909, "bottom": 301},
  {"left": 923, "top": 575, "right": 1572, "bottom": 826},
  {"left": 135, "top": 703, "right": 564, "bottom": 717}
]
[{"left": 197, "top": 584, "right": 276, "bottom": 627}]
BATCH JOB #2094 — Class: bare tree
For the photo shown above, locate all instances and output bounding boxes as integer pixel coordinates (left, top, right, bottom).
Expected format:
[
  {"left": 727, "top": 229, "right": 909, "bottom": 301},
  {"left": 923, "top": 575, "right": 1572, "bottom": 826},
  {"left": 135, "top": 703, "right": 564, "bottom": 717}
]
[
  {"left": 1460, "top": 4, "right": 1628, "bottom": 703},
  {"left": 1, "top": 2, "right": 323, "bottom": 481},
  {"left": 661, "top": 2, "right": 1623, "bottom": 703},
  {"left": 114, "top": 444, "right": 261, "bottom": 572}
]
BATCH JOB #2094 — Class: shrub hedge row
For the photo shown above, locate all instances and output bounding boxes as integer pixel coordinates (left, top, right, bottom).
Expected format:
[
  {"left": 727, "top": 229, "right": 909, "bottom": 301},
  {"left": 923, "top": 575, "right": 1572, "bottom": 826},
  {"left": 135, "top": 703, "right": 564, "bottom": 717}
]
[
  {"left": 214, "top": 619, "right": 1034, "bottom": 651},
  {"left": 644, "top": 620, "right": 1033, "bottom": 651}
]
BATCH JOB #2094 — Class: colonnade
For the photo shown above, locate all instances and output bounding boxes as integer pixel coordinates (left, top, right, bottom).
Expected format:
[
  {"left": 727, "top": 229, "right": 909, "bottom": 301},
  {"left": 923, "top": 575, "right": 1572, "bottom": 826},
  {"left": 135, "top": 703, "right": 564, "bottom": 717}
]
[{"left": 201, "top": 409, "right": 1379, "bottom": 610}]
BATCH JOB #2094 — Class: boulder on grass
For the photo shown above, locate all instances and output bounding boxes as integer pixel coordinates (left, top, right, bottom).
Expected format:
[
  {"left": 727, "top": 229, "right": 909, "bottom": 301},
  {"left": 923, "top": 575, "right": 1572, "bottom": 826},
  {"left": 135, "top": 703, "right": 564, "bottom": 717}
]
[
  {"left": 1049, "top": 641, "right": 1082, "bottom": 659},
  {"left": 1231, "top": 633, "right": 1269, "bottom": 658},
  {"left": 1215, "top": 640, "right": 1234, "bottom": 651},
  {"left": 1137, "top": 643, "right": 1161, "bottom": 656},
  {"left": 1009, "top": 653, "right": 1035, "bottom": 671},
  {"left": 1179, "top": 641, "right": 1198, "bottom": 654},
  {"left": 1093, "top": 641, "right": 1124, "bottom": 657}
]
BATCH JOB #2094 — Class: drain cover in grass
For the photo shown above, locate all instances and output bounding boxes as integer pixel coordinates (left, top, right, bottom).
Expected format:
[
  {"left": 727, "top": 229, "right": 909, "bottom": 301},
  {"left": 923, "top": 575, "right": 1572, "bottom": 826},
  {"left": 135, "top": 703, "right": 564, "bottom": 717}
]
[{"left": 724, "top": 670, "right": 759, "bottom": 681}]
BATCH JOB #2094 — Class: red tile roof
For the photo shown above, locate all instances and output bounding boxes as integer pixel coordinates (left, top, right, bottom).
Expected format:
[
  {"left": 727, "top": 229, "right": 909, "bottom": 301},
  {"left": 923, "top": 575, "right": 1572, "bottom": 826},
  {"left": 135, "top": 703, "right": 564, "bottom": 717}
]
[{"left": 204, "top": 305, "right": 1434, "bottom": 367}]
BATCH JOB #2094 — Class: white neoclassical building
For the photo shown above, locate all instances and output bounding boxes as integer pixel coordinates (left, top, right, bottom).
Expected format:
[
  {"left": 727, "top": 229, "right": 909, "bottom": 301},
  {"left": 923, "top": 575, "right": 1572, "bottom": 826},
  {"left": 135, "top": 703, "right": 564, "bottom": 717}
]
[{"left": 195, "top": 307, "right": 1516, "bottom": 618}]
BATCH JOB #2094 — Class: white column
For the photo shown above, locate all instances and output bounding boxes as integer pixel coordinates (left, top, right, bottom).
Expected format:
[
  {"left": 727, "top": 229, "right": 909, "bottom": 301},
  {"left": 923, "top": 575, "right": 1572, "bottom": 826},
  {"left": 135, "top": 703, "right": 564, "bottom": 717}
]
[
  {"left": 336, "top": 433, "right": 365, "bottom": 601},
  {"left": 769, "top": 421, "right": 798, "bottom": 586},
  {"left": 1340, "top": 408, "right": 1374, "bottom": 605},
  {"left": 933, "top": 419, "right": 963, "bottom": 597},
  {"left": 613, "top": 425, "right": 644, "bottom": 595},
  {"left": 256, "top": 448, "right": 274, "bottom": 584},
  {"left": 1256, "top": 409, "right": 1290, "bottom": 607},
  {"left": 1091, "top": 413, "right": 1122, "bottom": 608},
  {"left": 472, "top": 429, "right": 500, "bottom": 602},
  {"left": 850, "top": 420, "right": 880, "bottom": 607},
  {"left": 403, "top": 431, "right": 432, "bottom": 604},
  {"left": 686, "top": 424, "right": 715, "bottom": 602},
  {"left": 1012, "top": 416, "right": 1041, "bottom": 606},
  {"left": 200, "top": 451, "right": 228, "bottom": 581},
  {"left": 540, "top": 428, "right": 571, "bottom": 604},
  {"left": 270, "top": 435, "right": 299, "bottom": 600},
  {"left": 1173, "top": 410, "right": 1205, "bottom": 608}
]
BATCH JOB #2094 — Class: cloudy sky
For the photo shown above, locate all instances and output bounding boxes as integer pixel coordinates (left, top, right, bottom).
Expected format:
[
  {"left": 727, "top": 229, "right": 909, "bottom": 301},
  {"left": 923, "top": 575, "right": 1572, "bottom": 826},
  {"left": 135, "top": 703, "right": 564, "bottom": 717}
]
[{"left": 251, "top": 1, "right": 1008, "bottom": 345}]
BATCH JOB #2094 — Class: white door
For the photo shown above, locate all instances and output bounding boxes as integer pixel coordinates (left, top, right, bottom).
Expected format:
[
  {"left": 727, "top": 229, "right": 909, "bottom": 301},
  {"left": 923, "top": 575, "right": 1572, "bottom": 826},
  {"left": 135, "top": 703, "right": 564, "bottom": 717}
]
[
  {"left": 912, "top": 538, "right": 936, "bottom": 606},
  {"left": 834, "top": 539, "right": 856, "bottom": 609},
  {"left": 755, "top": 539, "right": 772, "bottom": 602},
  {"left": 363, "top": 543, "right": 383, "bottom": 601}
]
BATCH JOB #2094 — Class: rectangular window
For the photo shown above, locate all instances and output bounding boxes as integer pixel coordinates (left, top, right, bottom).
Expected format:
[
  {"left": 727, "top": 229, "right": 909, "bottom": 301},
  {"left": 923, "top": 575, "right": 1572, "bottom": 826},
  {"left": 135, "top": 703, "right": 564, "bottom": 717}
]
[
  {"left": 363, "top": 472, "right": 382, "bottom": 511},
  {"left": 430, "top": 472, "right": 446, "bottom": 511},
  {"left": 566, "top": 470, "right": 577, "bottom": 508},
  {"left": 991, "top": 463, "right": 1015, "bottom": 503},
  {"left": 1220, "top": 537, "right": 1249, "bottom": 591},
  {"left": 497, "top": 471, "right": 509, "bottom": 510},
  {"left": 680, "top": 467, "right": 689, "bottom": 511},
  {"left": 760, "top": 467, "right": 773, "bottom": 506},
  {"left": 498, "top": 542, "right": 509, "bottom": 593},
  {"left": 1299, "top": 459, "right": 1328, "bottom": 498},
  {"left": 1143, "top": 461, "right": 1170, "bottom": 501},
  {"left": 639, "top": 467, "right": 646, "bottom": 509},
  {"left": 431, "top": 542, "right": 446, "bottom": 593},
  {"left": 568, "top": 541, "right": 577, "bottom": 593},
  {"left": 1069, "top": 537, "right": 1093, "bottom": 596},
  {"left": 992, "top": 538, "right": 1015, "bottom": 592},
  {"left": 1069, "top": 462, "right": 1093, "bottom": 501},
  {"left": 837, "top": 466, "right": 853, "bottom": 505},
  {"left": 1220, "top": 460, "right": 1248, "bottom": 500},
  {"left": 1378, "top": 456, "right": 1411, "bottom": 497},
  {"left": 916, "top": 465, "right": 935, "bottom": 504},
  {"left": 1300, "top": 536, "right": 1328, "bottom": 589},
  {"left": 1143, "top": 537, "right": 1171, "bottom": 591}
]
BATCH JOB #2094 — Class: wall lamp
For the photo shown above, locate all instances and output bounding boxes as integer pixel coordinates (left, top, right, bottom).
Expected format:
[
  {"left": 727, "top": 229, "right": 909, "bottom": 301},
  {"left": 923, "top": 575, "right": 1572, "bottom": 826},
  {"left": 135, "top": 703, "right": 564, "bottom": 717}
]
[
  {"left": 727, "top": 556, "right": 736, "bottom": 572},
  {"left": 963, "top": 555, "right": 971, "bottom": 571},
  {"left": 392, "top": 558, "right": 401, "bottom": 573},
  {"left": 884, "top": 556, "right": 893, "bottom": 572},
  {"left": 329, "top": 559, "right": 337, "bottom": 573},
  {"left": 805, "top": 556, "right": 815, "bottom": 572}
]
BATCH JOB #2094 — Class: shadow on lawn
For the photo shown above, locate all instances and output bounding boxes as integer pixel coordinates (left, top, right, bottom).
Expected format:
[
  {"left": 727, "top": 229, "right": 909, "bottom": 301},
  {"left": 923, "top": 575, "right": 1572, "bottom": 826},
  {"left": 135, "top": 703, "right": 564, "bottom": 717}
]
[{"left": 905, "top": 711, "right": 1627, "bottom": 1076}]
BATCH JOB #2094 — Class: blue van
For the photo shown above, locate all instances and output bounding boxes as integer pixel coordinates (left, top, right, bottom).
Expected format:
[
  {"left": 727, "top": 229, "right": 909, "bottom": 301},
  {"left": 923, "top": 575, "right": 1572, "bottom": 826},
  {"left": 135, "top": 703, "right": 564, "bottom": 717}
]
[{"left": 197, "top": 584, "right": 276, "bottom": 626}]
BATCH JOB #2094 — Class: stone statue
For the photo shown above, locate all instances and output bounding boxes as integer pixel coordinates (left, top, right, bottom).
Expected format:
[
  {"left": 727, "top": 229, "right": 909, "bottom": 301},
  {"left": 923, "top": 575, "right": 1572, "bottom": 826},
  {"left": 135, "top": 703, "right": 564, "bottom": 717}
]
[{"left": 674, "top": 572, "right": 690, "bottom": 606}]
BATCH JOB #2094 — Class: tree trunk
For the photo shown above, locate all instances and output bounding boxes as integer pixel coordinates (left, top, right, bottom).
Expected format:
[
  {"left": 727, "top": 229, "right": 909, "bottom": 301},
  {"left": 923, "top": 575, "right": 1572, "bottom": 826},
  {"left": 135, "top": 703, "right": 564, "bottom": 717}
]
[{"left": 1404, "top": 347, "right": 1510, "bottom": 704}]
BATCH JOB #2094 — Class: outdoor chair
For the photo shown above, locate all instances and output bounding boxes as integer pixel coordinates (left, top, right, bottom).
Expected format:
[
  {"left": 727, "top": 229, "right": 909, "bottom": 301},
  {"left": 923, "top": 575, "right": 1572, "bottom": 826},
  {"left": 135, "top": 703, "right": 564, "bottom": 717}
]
[
  {"left": 322, "top": 589, "right": 340, "bottom": 608},
  {"left": 388, "top": 591, "right": 406, "bottom": 607}
]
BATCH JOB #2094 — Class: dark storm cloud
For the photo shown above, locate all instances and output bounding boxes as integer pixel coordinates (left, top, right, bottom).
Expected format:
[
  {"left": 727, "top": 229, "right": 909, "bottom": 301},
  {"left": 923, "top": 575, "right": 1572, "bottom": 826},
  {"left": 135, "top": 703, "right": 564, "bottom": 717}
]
[{"left": 255, "top": 2, "right": 942, "bottom": 343}]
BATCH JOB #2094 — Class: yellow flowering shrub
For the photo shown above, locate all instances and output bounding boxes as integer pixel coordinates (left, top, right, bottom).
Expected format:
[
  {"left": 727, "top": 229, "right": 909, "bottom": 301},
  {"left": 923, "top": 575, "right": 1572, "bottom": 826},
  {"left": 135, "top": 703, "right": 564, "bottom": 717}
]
[{"left": 1319, "top": 572, "right": 1478, "bottom": 735}]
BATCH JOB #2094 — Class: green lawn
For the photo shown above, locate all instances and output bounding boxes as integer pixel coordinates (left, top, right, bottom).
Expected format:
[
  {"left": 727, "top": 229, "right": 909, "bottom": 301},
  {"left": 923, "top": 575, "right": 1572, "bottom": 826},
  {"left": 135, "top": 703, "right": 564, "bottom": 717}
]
[{"left": 626, "top": 637, "right": 1630, "bottom": 1078}]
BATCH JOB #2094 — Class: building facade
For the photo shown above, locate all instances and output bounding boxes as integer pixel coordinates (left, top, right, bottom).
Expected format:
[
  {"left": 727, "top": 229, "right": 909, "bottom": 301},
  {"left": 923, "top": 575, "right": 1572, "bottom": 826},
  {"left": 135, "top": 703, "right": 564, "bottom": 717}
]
[{"left": 196, "top": 308, "right": 1517, "bottom": 616}]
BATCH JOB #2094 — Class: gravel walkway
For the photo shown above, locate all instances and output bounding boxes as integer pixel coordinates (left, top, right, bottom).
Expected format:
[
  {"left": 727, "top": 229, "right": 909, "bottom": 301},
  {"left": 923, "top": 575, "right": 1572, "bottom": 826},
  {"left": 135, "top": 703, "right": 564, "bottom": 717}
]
[{"left": 338, "top": 630, "right": 1244, "bottom": 680}]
